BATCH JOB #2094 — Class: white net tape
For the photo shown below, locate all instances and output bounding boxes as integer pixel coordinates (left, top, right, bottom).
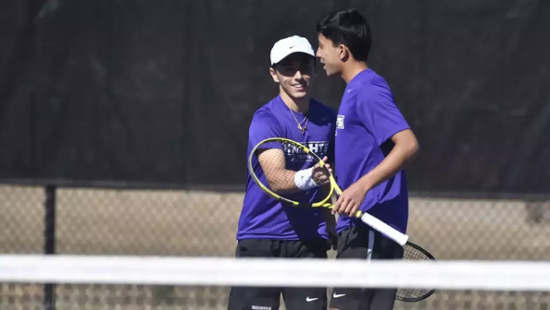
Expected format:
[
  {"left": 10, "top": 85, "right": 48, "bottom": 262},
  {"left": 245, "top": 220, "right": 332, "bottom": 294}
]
[{"left": 2, "top": 255, "right": 550, "bottom": 291}]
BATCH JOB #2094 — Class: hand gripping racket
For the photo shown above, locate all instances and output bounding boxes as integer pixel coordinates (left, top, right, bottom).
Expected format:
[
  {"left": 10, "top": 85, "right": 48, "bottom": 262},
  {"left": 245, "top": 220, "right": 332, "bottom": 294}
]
[{"left": 249, "top": 137, "right": 435, "bottom": 302}]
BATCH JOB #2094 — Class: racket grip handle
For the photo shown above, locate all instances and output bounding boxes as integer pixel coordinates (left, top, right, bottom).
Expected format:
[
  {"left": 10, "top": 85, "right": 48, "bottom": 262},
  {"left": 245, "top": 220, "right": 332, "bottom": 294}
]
[{"left": 358, "top": 212, "right": 409, "bottom": 247}]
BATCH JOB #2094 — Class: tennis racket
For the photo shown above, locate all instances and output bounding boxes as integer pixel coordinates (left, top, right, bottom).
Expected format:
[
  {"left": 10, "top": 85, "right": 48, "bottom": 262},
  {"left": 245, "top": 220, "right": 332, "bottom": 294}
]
[
  {"left": 249, "top": 137, "right": 436, "bottom": 302},
  {"left": 396, "top": 242, "right": 436, "bottom": 302}
]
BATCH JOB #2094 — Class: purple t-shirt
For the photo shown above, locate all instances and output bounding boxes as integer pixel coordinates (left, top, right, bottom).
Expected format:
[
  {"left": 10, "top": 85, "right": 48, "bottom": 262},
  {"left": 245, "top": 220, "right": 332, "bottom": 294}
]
[
  {"left": 237, "top": 95, "right": 337, "bottom": 241},
  {"left": 335, "top": 69, "right": 411, "bottom": 234}
]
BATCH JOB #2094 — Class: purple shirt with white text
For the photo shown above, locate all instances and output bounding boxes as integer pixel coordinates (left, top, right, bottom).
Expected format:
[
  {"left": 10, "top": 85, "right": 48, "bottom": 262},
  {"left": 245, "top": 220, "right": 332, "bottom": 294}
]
[
  {"left": 334, "top": 69, "right": 411, "bottom": 234},
  {"left": 237, "top": 95, "right": 337, "bottom": 241}
]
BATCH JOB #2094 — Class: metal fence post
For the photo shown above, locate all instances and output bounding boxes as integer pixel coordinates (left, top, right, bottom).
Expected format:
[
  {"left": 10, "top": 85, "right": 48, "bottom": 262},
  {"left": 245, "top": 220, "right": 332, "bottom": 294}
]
[{"left": 44, "top": 185, "right": 56, "bottom": 310}]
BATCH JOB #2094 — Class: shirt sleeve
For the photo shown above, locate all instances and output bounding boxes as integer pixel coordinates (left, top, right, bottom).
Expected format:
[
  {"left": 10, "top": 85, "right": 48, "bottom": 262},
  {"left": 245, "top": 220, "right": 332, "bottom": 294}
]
[
  {"left": 355, "top": 77, "right": 410, "bottom": 146},
  {"left": 248, "top": 110, "right": 284, "bottom": 150}
]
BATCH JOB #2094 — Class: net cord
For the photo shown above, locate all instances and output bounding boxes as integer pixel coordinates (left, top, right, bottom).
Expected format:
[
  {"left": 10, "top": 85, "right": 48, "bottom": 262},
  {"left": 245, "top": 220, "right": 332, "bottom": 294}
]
[{"left": 1, "top": 255, "right": 549, "bottom": 291}]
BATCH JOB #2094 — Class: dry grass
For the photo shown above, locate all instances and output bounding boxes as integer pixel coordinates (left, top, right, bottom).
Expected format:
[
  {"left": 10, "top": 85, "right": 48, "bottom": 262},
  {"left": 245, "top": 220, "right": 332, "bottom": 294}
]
[{"left": 1, "top": 184, "right": 550, "bottom": 309}]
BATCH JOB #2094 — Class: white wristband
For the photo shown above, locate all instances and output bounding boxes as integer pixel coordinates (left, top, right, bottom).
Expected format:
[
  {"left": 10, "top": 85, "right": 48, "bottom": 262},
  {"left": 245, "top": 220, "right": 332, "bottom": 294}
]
[{"left": 294, "top": 167, "right": 319, "bottom": 190}]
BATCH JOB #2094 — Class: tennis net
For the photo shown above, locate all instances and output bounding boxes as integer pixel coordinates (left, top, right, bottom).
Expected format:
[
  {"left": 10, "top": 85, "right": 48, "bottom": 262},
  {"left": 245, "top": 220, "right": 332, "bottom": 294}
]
[{"left": 1, "top": 254, "right": 550, "bottom": 310}]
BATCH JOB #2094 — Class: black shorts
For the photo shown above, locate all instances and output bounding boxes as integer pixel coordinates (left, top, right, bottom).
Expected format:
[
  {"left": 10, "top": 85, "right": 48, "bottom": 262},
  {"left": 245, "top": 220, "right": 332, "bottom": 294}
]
[
  {"left": 329, "top": 226, "right": 404, "bottom": 310},
  {"left": 227, "top": 238, "right": 330, "bottom": 310}
]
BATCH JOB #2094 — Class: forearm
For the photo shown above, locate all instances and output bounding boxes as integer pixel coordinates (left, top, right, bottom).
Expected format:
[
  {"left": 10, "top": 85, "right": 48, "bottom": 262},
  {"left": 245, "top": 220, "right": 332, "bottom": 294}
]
[
  {"left": 358, "top": 140, "right": 419, "bottom": 191},
  {"left": 262, "top": 156, "right": 332, "bottom": 194},
  {"left": 268, "top": 167, "right": 322, "bottom": 194},
  {"left": 266, "top": 170, "right": 302, "bottom": 193}
]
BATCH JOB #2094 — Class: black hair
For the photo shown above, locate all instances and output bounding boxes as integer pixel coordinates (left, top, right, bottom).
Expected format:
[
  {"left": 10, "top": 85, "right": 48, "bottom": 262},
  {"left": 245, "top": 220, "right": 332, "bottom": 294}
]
[{"left": 316, "top": 8, "right": 372, "bottom": 62}]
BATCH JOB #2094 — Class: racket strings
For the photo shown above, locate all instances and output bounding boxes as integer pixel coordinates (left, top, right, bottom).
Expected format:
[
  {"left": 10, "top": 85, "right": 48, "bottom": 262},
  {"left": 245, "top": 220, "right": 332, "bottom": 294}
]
[
  {"left": 398, "top": 288, "right": 429, "bottom": 299},
  {"left": 396, "top": 244, "right": 435, "bottom": 301},
  {"left": 404, "top": 245, "right": 430, "bottom": 260}
]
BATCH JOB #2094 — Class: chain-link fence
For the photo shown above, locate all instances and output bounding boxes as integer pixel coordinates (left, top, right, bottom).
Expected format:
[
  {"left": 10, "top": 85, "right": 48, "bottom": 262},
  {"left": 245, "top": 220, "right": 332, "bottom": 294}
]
[{"left": 1, "top": 183, "right": 550, "bottom": 309}]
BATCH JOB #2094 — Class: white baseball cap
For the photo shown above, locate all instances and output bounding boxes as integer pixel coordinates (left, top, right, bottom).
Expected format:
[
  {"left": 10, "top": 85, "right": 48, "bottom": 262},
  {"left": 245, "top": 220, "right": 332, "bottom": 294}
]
[{"left": 270, "top": 35, "right": 315, "bottom": 66}]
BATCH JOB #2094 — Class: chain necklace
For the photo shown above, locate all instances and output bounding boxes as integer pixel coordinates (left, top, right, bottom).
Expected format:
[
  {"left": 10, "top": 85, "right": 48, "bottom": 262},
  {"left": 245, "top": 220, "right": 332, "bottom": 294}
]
[{"left": 287, "top": 105, "right": 309, "bottom": 134}]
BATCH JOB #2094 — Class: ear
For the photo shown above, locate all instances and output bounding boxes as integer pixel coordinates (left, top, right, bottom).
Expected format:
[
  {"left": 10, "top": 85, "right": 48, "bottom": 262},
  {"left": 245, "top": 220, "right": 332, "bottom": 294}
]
[
  {"left": 269, "top": 67, "right": 280, "bottom": 83},
  {"left": 338, "top": 44, "right": 348, "bottom": 61}
]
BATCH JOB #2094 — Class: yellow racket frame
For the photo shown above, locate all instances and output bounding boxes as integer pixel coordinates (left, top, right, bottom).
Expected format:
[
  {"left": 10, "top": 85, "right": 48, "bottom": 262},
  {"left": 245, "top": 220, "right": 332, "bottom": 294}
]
[
  {"left": 248, "top": 137, "right": 415, "bottom": 249},
  {"left": 248, "top": 137, "right": 340, "bottom": 208}
]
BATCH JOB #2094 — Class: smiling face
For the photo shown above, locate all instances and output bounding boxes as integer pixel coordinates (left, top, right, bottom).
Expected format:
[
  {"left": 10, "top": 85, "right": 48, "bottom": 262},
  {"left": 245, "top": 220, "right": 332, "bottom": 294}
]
[
  {"left": 270, "top": 52, "right": 315, "bottom": 100},
  {"left": 316, "top": 33, "right": 345, "bottom": 77}
]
